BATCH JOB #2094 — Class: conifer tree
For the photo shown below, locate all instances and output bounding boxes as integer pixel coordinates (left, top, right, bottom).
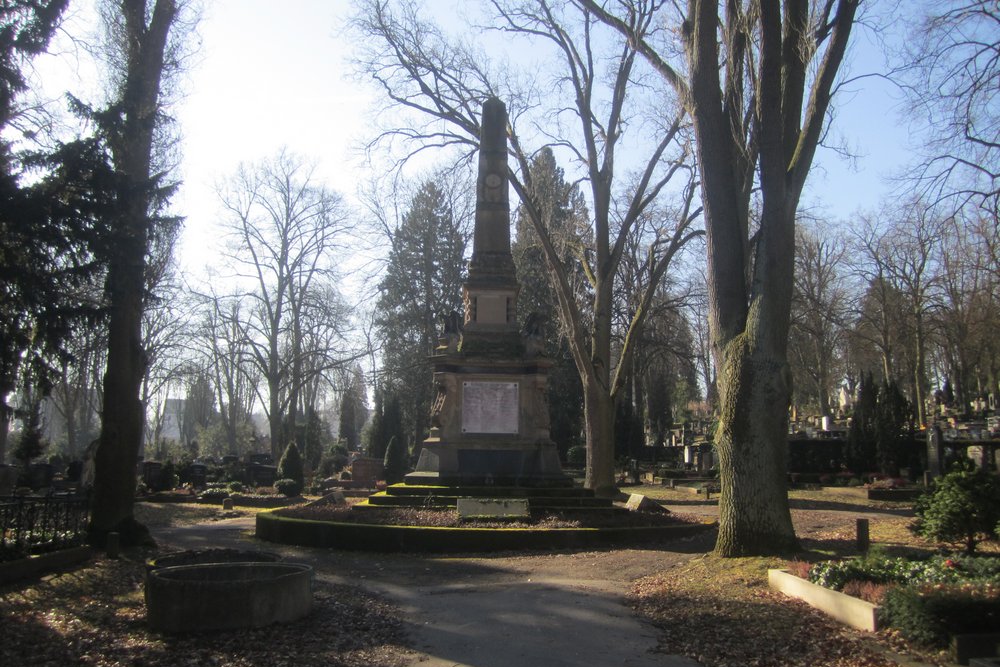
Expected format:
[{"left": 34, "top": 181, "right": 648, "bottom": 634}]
[{"left": 375, "top": 180, "right": 467, "bottom": 448}]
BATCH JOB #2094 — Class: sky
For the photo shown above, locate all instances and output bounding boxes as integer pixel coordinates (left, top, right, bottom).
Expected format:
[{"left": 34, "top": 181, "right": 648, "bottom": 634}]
[{"left": 36, "top": 0, "right": 915, "bottom": 281}]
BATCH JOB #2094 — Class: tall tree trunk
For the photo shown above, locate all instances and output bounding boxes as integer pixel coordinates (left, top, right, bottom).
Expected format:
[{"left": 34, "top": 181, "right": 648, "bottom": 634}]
[
  {"left": 714, "top": 333, "right": 798, "bottom": 554},
  {"left": 583, "top": 379, "right": 615, "bottom": 496},
  {"left": 89, "top": 0, "right": 177, "bottom": 547}
]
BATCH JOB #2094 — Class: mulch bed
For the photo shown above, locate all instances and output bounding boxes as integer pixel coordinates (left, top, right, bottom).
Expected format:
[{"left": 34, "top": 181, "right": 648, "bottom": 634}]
[{"left": 275, "top": 500, "right": 699, "bottom": 529}]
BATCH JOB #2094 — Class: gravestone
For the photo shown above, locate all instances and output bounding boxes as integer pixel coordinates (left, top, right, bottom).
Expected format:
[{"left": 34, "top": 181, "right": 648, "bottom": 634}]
[
  {"left": 406, "top": 98, "right": 568, "bottom": 488},
  {"left": 927, "top": 424, "right": 943, "bottom": 476}
]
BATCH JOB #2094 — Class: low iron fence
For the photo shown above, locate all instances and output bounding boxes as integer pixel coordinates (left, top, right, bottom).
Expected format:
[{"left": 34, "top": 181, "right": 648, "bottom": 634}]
[{"left": 0, "top": 494, "right": 90, "bottom": 562}]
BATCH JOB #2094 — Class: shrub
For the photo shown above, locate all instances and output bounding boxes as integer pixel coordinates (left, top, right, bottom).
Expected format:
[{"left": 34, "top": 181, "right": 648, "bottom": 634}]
[
  {"left": 912, "top": 467, "right": 1000, "bottom": 554},
  {"left": 566, "top": 445, "right": 587, "bottom": 467},
  {"left": 226, "top": 481, "right": 243, "bottom": 493},
  {"left": 198, "top": 487, "right": 230, "bottom": 501},
  {"left": 881, "top": 583, "right": 1000, "bottom": 648},
  {"left": 383, "top": 436, "right": 409, "bottom": 484},
  {"left": 274, "top": 478, "right": 302, "bottom": 497},
  {"left": 841, "top": 580, "right": 890, "bottom": 605},
  {"left": 277, "top": 442, "right": 305, "bottom": 487},
  {"left": 809, "top": 553, "right": 1000, "bottom": 591}
]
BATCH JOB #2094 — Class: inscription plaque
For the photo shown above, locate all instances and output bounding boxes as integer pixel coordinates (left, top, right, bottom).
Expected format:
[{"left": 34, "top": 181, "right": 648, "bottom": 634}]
[{"left": 462, "top": 381, "right": 519, "bottom": 434}]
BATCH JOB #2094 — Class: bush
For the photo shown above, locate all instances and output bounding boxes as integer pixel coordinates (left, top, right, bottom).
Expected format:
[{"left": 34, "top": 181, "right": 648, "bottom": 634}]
[
  {"left": 277, "top": 442, "right": 305, "bottom": 487},
  {"left": 226, "top": 481, "right": 244, "bottom": 493},
  {"left": 198, "top": 487, "right": 230, "bottom": 501},
  {"left": 566, "top": 445, "right": 587, "bottom": 467},
  {"left": 383, "top": 436, "right": 409, "bottom": 484},
  {"left": 274, "top": 478, "right": 302, "bottom": 497},
  {"left": 809, "top": 552, "right": 1000, "bottom": 591},
  {"left": 881, "top": 583, "right": 1000, "bottom": 648},
  {"left": 913, "top": 467, "right": 1000, "bottom": 554}
]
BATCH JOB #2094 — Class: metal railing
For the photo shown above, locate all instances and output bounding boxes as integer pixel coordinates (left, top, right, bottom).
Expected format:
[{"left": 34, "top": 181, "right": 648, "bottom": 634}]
[{"left": 0, "top": 494, "right": 90, "bottom": 562}]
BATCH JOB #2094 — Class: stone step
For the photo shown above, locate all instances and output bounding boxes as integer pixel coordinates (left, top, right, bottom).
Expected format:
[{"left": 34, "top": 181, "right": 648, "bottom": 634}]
[
  {"left": 363, "top": 491, "right": 615, "bottom": 509},
  {"left": 383, "top": 483, "right": 597, "bottom": 499},
  {"left": 352, "top": 498, "right": 628, "bottom": 515}
]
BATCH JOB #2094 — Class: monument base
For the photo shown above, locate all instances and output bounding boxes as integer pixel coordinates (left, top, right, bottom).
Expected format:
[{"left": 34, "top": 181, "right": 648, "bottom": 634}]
[{"left": 405, "top": 438, "right": 571, "bottom": 487}]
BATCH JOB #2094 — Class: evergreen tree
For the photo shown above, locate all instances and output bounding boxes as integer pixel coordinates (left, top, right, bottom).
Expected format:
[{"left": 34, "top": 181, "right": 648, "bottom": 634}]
[
  {"left": 511, "top": 148, "right": 588, "bottom": 457},
  {"left": 846, "top": 372, "right": 878, "bottom": 473},
  {"left": 876, "top": 380, "right": 912, "bottom": 475},
  {"left": 337, "top": 368, "right": 367, "bottom": 450},
  {"left": 375, "top": 180, "right": 467, "bottom": 449},
  {"left": 277, "top": 441, "right": 304, "bottom": 489},
  {"left": 362, "top": 388, "right": 404, "bottom": 461},
  {"left": 383, "top": 435, "right": 409, "bottom": 484}
]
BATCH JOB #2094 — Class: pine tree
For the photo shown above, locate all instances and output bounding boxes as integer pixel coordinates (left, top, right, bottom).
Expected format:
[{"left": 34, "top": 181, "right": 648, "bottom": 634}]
[
  {"left": 511, "top": 148, "right": 588, "bottom": 457},
  {"left": 277, "top": 441, "right": 305, "bottom": 493},
  {"left": 375, "top": 180, "right": 467, "bottom": 449},
  {"left": 383, "top": 435, "right": 409, "bottom": 484},
  {"left": 846, "top": 372, "right": 878, "bottom": 473}
]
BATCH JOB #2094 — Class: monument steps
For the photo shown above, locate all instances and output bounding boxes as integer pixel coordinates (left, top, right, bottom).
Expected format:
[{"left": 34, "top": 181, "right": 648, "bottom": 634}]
[{"left": 354, "top": 483, "right": 625, "bottom": 513}]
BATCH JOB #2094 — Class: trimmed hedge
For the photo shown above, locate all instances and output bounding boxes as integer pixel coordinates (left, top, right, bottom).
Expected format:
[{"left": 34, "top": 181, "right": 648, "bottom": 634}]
[
  {"left": 256, "top": 511, "right": 715, "bottom": 553},
  {"left": 881, "top": 583, "right": 1000, "bottom": 648}
]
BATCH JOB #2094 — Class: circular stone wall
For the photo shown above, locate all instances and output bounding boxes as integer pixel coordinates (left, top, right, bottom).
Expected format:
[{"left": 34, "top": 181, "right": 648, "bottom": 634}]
[{"left": 145, "top": 562, "right": 313, "bottom": 633}]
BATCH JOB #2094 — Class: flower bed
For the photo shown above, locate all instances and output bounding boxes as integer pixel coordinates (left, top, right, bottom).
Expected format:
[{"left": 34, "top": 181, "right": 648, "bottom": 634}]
[{"left": 774, "top": 551, "right": 1000, "bottom": 662}]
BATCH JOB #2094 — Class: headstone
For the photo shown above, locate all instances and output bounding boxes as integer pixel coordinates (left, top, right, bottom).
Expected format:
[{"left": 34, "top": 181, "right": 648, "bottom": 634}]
[
  {"left": 185, "top": 463, "right": 207, "bottom": 488},
  {"left": 625, "top": 493, "right": 669, "bottom": 513},
  {"left": 142, "top": 461, "right": 163, "bottom": 488},
  {"left": 927, "top": 425, "right": 943, "bottom": 476},
  {"left": 27, "top": 463, "right": 54, "bottom": 490},
  {"left": 351, "top": 457, "right": 385, "bottom": 487}
]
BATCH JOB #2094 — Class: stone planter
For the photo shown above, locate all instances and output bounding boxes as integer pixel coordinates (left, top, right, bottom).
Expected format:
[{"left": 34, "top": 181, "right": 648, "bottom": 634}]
[
  {"left": 145, "top": 562, "right": 313, "bottom": 633},
  {"left": 768, "top": 569, "right": 880, "bottom": 631}
]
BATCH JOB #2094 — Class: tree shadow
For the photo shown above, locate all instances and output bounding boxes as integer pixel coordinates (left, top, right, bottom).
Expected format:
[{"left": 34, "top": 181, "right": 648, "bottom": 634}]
[{"left": 788, "top": 497, "right": 915, "bottom": 517}]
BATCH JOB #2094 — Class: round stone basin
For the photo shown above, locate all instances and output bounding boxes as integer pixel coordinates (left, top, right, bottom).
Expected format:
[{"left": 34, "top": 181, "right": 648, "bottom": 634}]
[
  {"left": 146, "top": 548, "right": 282, "bottom": 573},
  {"left": 145, "top": 562, "right": 313, "bottom": 633}
]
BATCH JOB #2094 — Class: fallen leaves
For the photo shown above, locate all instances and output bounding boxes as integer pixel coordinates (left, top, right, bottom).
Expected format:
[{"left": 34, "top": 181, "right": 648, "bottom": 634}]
[
  {"left": 630, "top": 555, "right": 912, "bottom": 667},
  {"left": 0, "top": 556, "right": 411, "bottom": 667}
]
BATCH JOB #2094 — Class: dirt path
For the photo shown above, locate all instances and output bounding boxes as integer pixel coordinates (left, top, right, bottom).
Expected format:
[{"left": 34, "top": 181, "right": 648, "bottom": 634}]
[{"left": 153, "top": 516, "right": 711, "bottom": 667}]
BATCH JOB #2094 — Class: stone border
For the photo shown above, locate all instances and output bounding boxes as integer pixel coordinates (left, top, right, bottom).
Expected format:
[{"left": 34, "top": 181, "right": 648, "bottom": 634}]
[
  {"left": 0, "top": 546, "right": 93, "bottom": 585},
  {"left": 256, "top": 511, "right": 716, "bottom": 553},
  {"left": 768, "top": 568, "right": 880, "bottom": 631}
]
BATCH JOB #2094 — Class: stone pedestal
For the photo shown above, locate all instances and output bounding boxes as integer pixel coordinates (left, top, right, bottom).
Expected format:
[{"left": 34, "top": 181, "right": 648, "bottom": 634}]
[{"left": 406, "top": 355, "right": 569, "bottom": 487}]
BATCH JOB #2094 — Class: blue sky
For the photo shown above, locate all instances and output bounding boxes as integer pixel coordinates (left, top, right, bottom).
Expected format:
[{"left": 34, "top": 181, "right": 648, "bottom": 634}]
[{"left": 35, "top": 0, "right": 914, "bottom": 277}]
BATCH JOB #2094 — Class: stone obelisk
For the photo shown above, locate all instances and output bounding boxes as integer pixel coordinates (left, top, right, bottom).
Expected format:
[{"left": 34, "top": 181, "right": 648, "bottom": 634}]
[{"left": 405, "top": 97, "right": 569, "bottom": 487}]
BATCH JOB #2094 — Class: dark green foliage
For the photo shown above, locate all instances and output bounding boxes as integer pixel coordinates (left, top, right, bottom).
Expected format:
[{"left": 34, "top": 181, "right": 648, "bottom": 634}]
[
  {"left": 12, "top": 393, "right": 46, "bottom": 465},
  {"left": 511, "top": 148, "right": 586, "bottom": 456},
  {"left": 364, "top": 390, "right": 404, "bottom": 461},
  {"left": 285, "top": 408, "right": 331, "bottom": 471},
  {"left": 375, "top": 179, "right": 467, "bottom": 448},
  {"left": 155, "top": 461, "right": 178, "bottom": 492},
  {"left": 383, "top": 435, "right": 409, "bottom": 484},
  {"left": 846, "top": 373, "right": 912, "bottom": 474},
  {"left": 881, "top": 584, "right": 1000, "bottom": 648},
  {"left": 846, "top": 372, "right": 877, "bottom": 472},
  {"left": 337, "top": 373, "right": 367, "bottom": 451},
  {"left": 913, "top": 467, "right": 1000, "bottom": 554},
  {"left": 566, "top": 445, "right": 587, "bottom": 467},
  {"left": 274, "top": 478, "right": 302, "bottom": 497},
  {"left": 277, "top": 442, "right": 305, "bottom": 488},
  {"left": 875, "top": 380, "right": 912, "bottom": 474}
]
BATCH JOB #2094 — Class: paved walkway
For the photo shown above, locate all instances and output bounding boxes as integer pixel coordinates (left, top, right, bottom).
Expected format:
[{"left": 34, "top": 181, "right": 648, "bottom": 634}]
[{"left": 153, "top": 517, "right": 704, "bottom": 667}]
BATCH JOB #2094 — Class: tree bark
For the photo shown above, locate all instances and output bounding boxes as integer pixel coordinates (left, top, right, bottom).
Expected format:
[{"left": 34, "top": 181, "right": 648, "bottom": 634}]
[{"left": 89, "top": 0, "right": 177, "bottom": 547}]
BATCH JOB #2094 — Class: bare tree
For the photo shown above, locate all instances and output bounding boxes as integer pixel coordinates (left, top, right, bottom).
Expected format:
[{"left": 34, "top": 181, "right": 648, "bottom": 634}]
[
  {"left": 219, "top": 151, "right": 353, "bottom": 459},
  {"left": 789, "top": 221, "right": 850, "bottom": 418},
  {"left": 901, "top": 1, "right": 999, "bottom": 212},
  {"left": 352, "top": 0, "right": 701, "bottom": 494},
  {"left": 582, "top": 0, "right": 859, "bottom": 554},
  {"left": 851, "top": 204, "right": 942, "bottom": 427}
]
